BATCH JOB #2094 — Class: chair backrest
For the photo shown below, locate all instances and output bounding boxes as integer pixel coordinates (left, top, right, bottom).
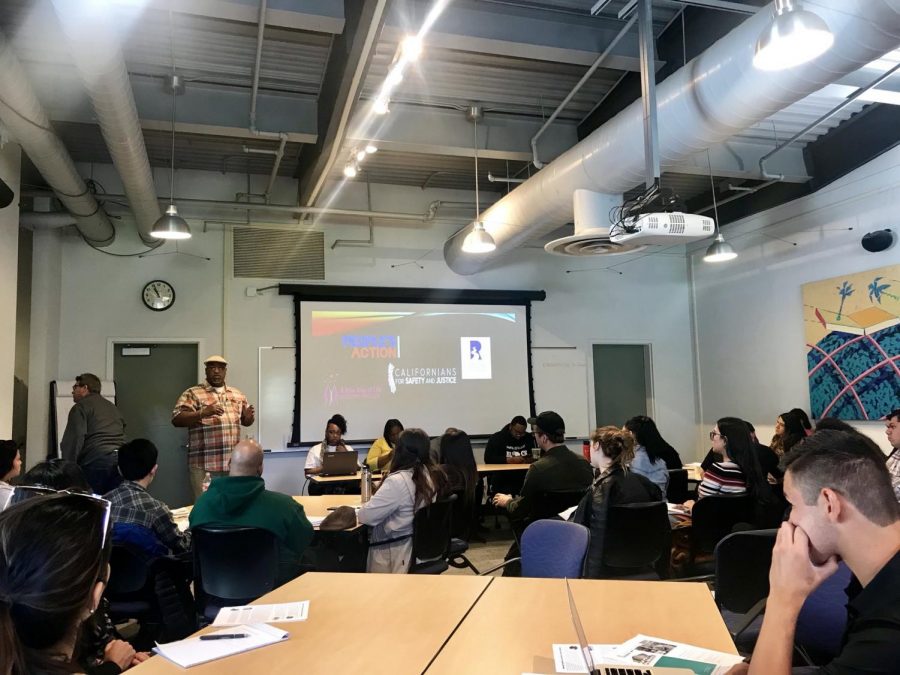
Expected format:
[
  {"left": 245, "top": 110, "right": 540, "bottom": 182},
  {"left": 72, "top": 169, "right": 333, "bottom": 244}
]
[
  {"left": 107, "top": 543, "right": 154, "bottom": 596},
  {"left": 521, "top": 520, "right": 590, "bottom": 578},
  {"left": 795, "top": 561, "right": 852, "bottom": 660},
  {"left": 714, "top": 529, "right": 777, "bottom": 613},
  {"left": 192, "top": 525, "right": 279, "bottom": 603},
  {"left": 531, "top": 489, "right": 587, "bottom": 521},
  {"left": 602, "top": 501, "right": 669, "bottom": 569},
  {"left": 691, "top": 494, "right": 752, "bottom": 554},
  {"left": 667, "top": 469, "right": 690, "bottom": 504},
  {"left": 411, "top": 495, "right": 456, "bottom": 564},
  {"left": 112, "top": 522, "right": 168, "bottom": 559}
]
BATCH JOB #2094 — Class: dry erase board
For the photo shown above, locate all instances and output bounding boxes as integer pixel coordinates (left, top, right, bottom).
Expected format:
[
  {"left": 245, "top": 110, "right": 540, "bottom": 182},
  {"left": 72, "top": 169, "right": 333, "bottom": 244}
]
[
  {"left": 531, "top": 348, "right": 591, "bottom": 437},
  {"left": 258, "top": 347, "right": 296, "bottom": 451}
]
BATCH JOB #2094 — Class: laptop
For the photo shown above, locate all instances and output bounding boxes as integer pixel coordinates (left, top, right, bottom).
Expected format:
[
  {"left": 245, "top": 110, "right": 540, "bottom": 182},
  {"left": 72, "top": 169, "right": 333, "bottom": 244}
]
[
  {"left": 564, "top": 579, "right": 693, "bottom": 675},
  {"left": 320, "top": 450, "right": 360, "bottom": 477}
]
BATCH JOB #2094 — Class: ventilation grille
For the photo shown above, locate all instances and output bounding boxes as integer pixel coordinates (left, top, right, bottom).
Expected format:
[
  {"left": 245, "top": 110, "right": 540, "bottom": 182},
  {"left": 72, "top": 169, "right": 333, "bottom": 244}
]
[{"left": 233, "top": 228, "right": 325, "bottom": 280}]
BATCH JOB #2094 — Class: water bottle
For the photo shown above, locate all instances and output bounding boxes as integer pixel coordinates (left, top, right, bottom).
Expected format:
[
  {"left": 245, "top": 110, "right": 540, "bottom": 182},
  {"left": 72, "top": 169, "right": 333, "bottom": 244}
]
[
  {"left": 361, "top": 464, "right": 373, "bottom": 503},
  {"left": 201, "top": 472, "right": 212, "bottom": 492}
]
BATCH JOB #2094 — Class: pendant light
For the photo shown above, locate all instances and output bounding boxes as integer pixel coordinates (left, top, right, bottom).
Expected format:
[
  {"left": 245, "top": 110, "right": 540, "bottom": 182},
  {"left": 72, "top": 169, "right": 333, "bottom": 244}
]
[
  {"left": 753, "top": 0, "right": 833, "bottom": 71},
  {"left": 462, "top": 105, "right": 495, "bottom": 254},
  {"left": 703, "top": 150, "right": 736, "bottom": 263},
  {"left": 151, "top": 73, "right": 191, "bottom": 240}
]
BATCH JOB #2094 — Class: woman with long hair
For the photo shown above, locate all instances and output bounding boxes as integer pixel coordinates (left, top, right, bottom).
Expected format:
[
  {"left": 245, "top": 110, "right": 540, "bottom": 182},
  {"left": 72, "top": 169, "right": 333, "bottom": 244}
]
[
  {"left": 623, "top": 416, "right": 682, "bottom": 470},
  {"left": 0, "top": 493, "right": 126, "bottom": 675},
  {"left": 623, "top": 416, "right": 674, "bottom": 497},
  {"left": 572, "top": 426, "right": 664, "bottom": 578},
  {"left": 365, "top": 419, "right": 404, "bottom": 472},
  {"left": 771, "top": 410, "right": 806, "bottom": 456},
  {"left": 358, "top": 429, "right": 447, "bottom": 572},
  {"left": 439, "top": 429, "right": 479, "bottom": 540},
  {"left": 0, "top": 441, "right": 22, "bottom": 511}
]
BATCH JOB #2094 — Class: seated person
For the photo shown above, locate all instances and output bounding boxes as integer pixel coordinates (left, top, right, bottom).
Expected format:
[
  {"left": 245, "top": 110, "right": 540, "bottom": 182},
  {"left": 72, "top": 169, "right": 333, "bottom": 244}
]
[
  {"left": 190, "top": 439, "right": 314, "bottom": 585},
  {"left": 484, "top": 415, "right": 537, "bottom": 496},
  {"left": 21, "top": 457, "right": 91, "bottom": 491},
  {"left": 701, "top": 420, "right": 782, "bottom": 483},
  {"left": 439, "top": 429, "right": 481, "bottom": 541},
  {"left": 304, "top": 413, "right": 355, "bottom": 476},
  {"left": 573, "top": 426, "right": 664, "bottom": 578},
  {"left": 686, "top": 417, "right": 778, "bottom": 528},
  {"left": 623, "top": 418, "right": 669, "bottom": 498},
  {"left": 624, "top": 415, "right": 682, "bottom": 470},
  {"left": 0, "top": 439, "right": 22, "bottom": 510},
  {"left": 104, "top": 439, "right": 191, "bottom": 557},
  {"left": 365, "top": 418, "right": 403, "bottom": 472},
  {"left": 730, "top": 430, "right": 900, "bottom": 675},
  {"left": 0, "top": 493, "right": 147, "bottom": 674},
  {"left": 358, "top": 429, "right": 447, "bottom": 573},
  {"left": 492, "top": 411, "right": 593, "bottom": 525}
]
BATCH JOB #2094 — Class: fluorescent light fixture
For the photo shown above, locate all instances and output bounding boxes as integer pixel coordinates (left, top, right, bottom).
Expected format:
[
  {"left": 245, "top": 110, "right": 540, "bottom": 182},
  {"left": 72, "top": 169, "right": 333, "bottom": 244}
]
[
  {"left": 151, "top": 204, "right": 191, "bottom": 240},
  {"left": 343, "top": 162, "right": 358, "bottom": 179},
  {"left": 703, "top": 233, "right": 737, "bottom": 262},
  {"left": 373, "top": 96, "right": 390, "bottom": 115},
  {"left": 401, "top": 35, "right": 423, "bottom": 61},
  {"left": 365, "top": 144, "right": 378, "bottom": 154},
  {"left": 754, "top": 0, "right": 833, "bottom": 71},
  {"left": 386, "top": 68, "right": 404, "bottom": 88},
  {"left": 356, "top": 149, "right": 367, "bottom": 162},
  {"left": 462, "top": 221, "right": 496, "bottom": 254}
]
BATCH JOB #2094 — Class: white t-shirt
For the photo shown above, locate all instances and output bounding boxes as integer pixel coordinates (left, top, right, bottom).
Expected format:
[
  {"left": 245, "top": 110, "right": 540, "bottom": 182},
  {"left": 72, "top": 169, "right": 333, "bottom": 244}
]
[{"left": 304, "top": 442, "right": 356, "bottom": 470}]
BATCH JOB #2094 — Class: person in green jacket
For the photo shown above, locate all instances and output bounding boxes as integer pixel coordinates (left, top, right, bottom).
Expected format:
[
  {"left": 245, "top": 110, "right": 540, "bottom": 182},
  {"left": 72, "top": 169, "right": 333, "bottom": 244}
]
[{"left": 189, "top": 438, "right": 314, "bottom": 585}]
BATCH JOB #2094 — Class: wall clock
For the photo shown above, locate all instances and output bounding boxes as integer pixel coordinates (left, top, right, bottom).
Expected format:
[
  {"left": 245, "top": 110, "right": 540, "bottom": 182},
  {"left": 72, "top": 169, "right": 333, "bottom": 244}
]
[{"left": 142, "top": 280, "right": 175, "bottom": 311}]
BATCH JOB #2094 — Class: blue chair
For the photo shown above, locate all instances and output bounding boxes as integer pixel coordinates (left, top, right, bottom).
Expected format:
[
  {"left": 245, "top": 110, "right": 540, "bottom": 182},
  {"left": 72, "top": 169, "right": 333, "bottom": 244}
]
[{"left": 482, "top": 520, "right": 590, "bottom": 578}]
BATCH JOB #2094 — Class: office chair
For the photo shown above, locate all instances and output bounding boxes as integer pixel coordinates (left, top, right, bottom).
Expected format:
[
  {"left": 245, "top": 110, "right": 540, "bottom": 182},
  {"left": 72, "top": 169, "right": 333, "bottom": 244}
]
[
  {"left": 447, "top": 488, "right": 481, "bottom": 574},
  {"left": 667, "top": 469, "right": 690, "bottom": 503},
  {"left": 409, "top": 495, "right": 456, "bottom": 574},
  {"left": 599, "top": 501, "right": 670, "bottom": 580},
  {"left": 714, "top": 529, "right": 777, "bottom": 648},
  {"left": 192, "top": 525, "right": 280, "bottom": 623},
  {"left": 481, "top": 520, "right": 590, "bottom": 579},
  {"left": 795, "top": 561, "right": 852, "bottom": 665}
]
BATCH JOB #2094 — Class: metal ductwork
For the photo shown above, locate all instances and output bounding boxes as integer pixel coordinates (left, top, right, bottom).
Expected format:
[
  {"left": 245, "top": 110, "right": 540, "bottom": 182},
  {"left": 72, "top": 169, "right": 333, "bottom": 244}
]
[
  {"left": 444, "top": 0, "right": 900, "bottom": 275},
  {"left": 50, "top": 1, "right": 162, "bottom": 246},
  {"left": 544, "top": 189, "right": 645, "bottom": 256},
  {"left": 0, "top": 30, "right": 115, "bottom": 246}
]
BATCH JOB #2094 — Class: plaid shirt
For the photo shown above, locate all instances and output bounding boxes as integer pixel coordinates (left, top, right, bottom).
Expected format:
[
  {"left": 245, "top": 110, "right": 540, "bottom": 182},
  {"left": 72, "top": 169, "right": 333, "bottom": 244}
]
[
  {"left": 887, "top": 448, "right": 900, "bottom": 503},
  {"left": 173, "top": 382, "right": 249, "bottom": 472},
  {"left": 105, "top": 480, "right": 191, "bottom": 554}
]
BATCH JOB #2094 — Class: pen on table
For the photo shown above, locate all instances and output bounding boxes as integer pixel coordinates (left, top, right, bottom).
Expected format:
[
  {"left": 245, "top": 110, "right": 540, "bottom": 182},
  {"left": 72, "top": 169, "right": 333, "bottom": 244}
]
[{"left": 199, "top": 633, "right": 249, "bottom": 641}]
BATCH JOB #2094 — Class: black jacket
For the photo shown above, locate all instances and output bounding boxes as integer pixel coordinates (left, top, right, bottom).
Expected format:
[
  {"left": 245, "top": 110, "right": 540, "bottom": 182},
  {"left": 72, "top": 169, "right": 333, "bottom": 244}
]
[
  {"left": 484, "top": 424, "right": 536, "bottom": 464},
  {"left": 572, "top": 466, "right": 664, "bottom": 578},
  {"left": 506, "top": 445, "right": 593, "bottom": 522}
]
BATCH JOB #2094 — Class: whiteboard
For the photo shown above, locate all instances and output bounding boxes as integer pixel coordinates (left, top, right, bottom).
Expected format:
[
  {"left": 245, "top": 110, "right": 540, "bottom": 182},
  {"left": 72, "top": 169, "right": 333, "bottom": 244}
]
[
  {"left": 531, "top": 348, "right": 591, "bottom": 438},
  {"left": 258, "top": 347, "right": 297, "bottom": 451}
]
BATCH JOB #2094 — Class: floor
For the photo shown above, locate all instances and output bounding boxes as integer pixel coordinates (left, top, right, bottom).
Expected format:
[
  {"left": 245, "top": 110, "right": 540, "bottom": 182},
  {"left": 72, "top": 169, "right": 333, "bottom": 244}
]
[{"left": 444, "top": 514, "right": 515, "bottom": 577}]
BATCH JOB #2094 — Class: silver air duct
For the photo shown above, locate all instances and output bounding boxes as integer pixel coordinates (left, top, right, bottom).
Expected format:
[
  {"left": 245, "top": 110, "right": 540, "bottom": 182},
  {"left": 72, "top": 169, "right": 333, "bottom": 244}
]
[
  {"left": 444, "top": 0, "right": 900, "bottom": 275},
  {"left": 51, "top": 1, "right": 162, "bottom": 246},
  {"left": 0, "top": 30, "right": 115, "bottom": 246}
]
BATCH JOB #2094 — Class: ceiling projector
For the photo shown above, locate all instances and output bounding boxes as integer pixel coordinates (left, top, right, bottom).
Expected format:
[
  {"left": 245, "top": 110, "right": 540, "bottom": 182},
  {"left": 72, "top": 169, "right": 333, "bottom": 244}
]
[{"left": 609, "top": 212, "right": 714, "bottom": 246}]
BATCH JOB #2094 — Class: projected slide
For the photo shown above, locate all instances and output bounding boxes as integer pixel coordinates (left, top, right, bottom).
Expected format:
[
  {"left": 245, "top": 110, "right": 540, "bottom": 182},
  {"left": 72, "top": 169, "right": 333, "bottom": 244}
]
[{"left": 298, "top": 301, "right": 531, "bottom": 441}]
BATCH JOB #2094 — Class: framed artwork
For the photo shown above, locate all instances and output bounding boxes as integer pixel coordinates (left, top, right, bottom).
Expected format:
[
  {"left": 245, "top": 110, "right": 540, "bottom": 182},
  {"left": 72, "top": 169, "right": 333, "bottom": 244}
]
[{"left": 802, "top": 264, "right": 900, "bottom": 420}]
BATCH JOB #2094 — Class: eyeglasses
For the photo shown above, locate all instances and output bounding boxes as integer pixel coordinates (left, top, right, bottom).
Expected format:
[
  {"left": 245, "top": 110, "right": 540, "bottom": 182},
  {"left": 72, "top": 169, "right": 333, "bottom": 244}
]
[
  {"left": 9, "top": 485, "right": 111, "bottom": 549},
  {"left": 709, "top": 431, "right": 727, "bottom": 441}
]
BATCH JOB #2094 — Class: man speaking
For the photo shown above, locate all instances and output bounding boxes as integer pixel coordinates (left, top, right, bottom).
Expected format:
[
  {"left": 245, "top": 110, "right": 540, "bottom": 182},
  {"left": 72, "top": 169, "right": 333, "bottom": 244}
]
[{"left": 172, "top": 355, "right": 254, "bottom": 498}]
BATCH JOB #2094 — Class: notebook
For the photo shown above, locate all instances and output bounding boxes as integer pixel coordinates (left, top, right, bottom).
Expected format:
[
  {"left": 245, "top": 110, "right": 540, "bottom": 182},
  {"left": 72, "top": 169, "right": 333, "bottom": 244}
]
[
  {"left": 565, "top": 579, "right": 693, "bottom": 675},
  {"left": 154, "top": 623, "right": 288, "bottom": 667},
  {"left": 320, "top": 450, "right": 360, "bottom": 476}
]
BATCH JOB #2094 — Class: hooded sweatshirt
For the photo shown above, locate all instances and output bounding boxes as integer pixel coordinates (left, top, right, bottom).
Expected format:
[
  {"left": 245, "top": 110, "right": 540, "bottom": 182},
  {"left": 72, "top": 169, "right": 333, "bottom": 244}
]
[{"left": 189, "top": 475, "right": 314, "bottom": 584}]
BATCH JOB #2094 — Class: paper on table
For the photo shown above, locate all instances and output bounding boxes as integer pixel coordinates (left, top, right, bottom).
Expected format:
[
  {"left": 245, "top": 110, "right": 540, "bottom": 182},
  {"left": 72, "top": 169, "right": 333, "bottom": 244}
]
[
  {"left": 308, "top": 516, "right": 327, "bottom": 527},
  {"left": 213, "top": 602, "right": 309, "bottom": 626},
  {"left": 552, "top": 644, "right": 628, "bottom": 672},
  {"left": 613, "top": 634, "right": 745, "bottom": 675},
  {"left": 154, "top": 623, "right": 288, "bottom": 667},
  {"left": 558, "top": 505, "right": 577, "bottom": 520}
]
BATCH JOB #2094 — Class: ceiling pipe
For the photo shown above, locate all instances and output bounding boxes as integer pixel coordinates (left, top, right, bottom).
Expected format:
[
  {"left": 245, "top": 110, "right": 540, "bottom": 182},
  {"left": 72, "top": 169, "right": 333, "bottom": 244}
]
[
  {"left": 444, "top": 0, "right": 900, "bottom": 275},
  {"left": 0, "top": 30, "right": 115, "bottom": 246},
  {"left": 50, "top": 0, "right": 162, "bottom": 247},
  {"left": 531, "top": 14, "right": 637, "bottom": 169},
  {"left": 18, "top": 212, "right": 77, "bottom": 229}
]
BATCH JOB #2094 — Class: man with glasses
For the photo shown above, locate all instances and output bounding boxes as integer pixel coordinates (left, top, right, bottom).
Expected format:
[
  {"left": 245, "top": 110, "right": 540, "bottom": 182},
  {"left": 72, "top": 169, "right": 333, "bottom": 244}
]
[
  {"left": 172, "top": 355, "right": 255, "bottom": 499},
  {"left": 60, "top": 372, "right": 125, "bottom": 495}
]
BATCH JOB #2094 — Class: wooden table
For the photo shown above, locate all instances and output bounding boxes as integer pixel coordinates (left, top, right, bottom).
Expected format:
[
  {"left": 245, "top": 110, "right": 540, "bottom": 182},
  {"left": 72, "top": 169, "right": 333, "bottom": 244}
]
[
  {"left": 425, "top": 577, "right": 737, "bottom": 674},
  {"left": 131, "top": 572, "right": 491, "bottom": 675},
  {"left": 476, "top": 463, "right": 531, "bottom": 473},
  {"left": 308, "top": 470, "right": 383, "bottom": 484}
]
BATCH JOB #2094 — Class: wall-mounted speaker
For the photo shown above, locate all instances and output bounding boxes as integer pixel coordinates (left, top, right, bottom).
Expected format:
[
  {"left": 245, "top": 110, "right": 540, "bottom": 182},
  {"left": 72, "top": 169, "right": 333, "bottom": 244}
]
[{"left": 861, "top": 229, "right": 894, "bottom": 253}]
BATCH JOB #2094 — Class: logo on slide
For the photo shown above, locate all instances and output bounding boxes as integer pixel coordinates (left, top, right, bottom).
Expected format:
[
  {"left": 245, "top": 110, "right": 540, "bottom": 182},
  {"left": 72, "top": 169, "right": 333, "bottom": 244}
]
[
  {"left": 460, "top": 337, "right": 492, "bottom": 379},
  {"left": 341, "top": 335, "right": 399, "bottom": 359},
  {"left": 388, "top": 363, "right": 397, "bottom": 394}
]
